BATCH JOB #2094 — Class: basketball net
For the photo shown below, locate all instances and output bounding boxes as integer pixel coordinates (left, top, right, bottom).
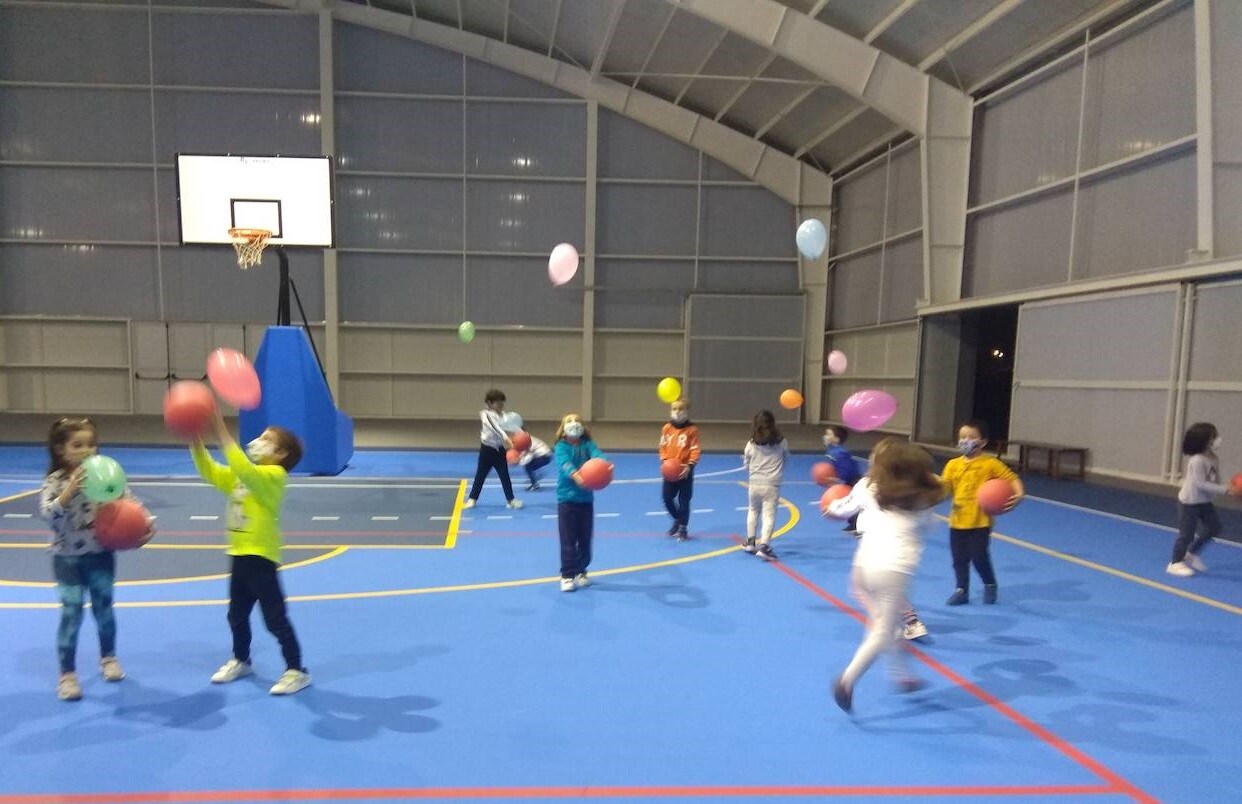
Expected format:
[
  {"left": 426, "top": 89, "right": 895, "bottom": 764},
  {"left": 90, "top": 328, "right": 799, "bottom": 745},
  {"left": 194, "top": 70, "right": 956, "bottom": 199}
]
[{"left": 228, "top": 228, "right": 272, "bottom": 269}]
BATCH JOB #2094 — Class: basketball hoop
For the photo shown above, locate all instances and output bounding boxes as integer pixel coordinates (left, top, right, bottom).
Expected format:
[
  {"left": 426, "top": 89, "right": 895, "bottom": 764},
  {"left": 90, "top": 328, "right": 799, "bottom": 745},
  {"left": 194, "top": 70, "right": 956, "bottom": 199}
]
[{"left": 228, "top": 228, "right": 272, "bottom": 269}]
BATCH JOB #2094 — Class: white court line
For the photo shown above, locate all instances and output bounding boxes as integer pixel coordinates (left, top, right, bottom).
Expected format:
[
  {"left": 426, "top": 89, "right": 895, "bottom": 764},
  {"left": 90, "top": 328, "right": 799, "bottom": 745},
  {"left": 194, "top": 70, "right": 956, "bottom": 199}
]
[
  {"left": 311, "top": 516, "right": 340, "bottom": 521},
  {"left": 598, "top": 513, "right": 619, "bottom": 518},
  {"left": 371, "top": 516, "right": 400, "bottom": 521},
  {"left": 1026, "top": 495, "right": 1242, "bottom": 550},
  {"left": 2, "top": 513, "right": 32, "bottom": 519},
  {"left": 188, "top": 515, "right": 218, "bottom": 521},
  {"left": 735, "top": 506, "right": 749, "bottom": 511},
  {"left": 428, "top": 516, "right": 453, "bottom": 521},
  {"left": 645, "top": 511, "right": 666, "bottom": 516},
  {"left": 541, "top": 514, "right": 558, "bottom": 519},
  {"left": 487, "top": 515, "right": 514, "bottom": 521},
  {"left": 691, "top": 508, "right": 713, "bottom": 513}
]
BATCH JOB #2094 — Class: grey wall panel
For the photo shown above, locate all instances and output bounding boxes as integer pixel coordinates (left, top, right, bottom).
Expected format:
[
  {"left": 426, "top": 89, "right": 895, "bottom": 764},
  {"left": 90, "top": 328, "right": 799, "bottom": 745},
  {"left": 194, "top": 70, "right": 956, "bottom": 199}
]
[
  {"left": 466, "top": 102, "right": 586, "bottom": 177},
  {"left": 161, "top": 246, "right": 324, "bottom": 323},
  {"left": 1213, "top": 165, "right": 1242, "bottom": 259},
  {"left": 334, "top": 97, "right": 463, "bottom": 173},
  {"left": 0, "top": 6, "right": 150, "bottom": 83},
  {"left": 338, "top": 253, "right": 463, "bottom": 325},
  {"left": 696, "top": 260, "right": 799, "bottom": 293},
  {"left": 0, "top": 87, "right": 153, "bottom": 163},
  {"left": 880, "top": 235, "right": 922, "bottom": 323},
  {"left": 594, "top": 259, "right": 692, "bottom": 329},
  {"left": 0, "top": 167, "right": 156, "bottom": 242},
  {"left": 1079, "top": 5, "right": 1194, "bottom": 170},
  {"left": 153, "top": 91, "right": 322, "bottom": 162},
  {"left": 699, "top": 186, "right": 794, "bottom": 257},
  {"left": 829, "top": 250, "right": 881, "bottom": 329},
  {"left": 885, "top": 145, "right": 922, "bottom": 236},
  {"left": 465, "top": 180, "right": 585, "bottom": 252},
  {"left": 701, "top": 157, "right": 749, "bottom": 182},
  {"left": 152, "top": 11, "right": 318, "bottom": 89},
  {"left": 335, "top": 176, "right": 463, "bottom": 251},
  {"left": 334, "top": 22, "right": 463, "bottom": 95},
  {"left": 971, "top": 61, "right": 1082, "bottom": 205},
  {"left": 1010, "top": 387, "right": 1168, "bottom": 477},
  {"left": 835, "top": 161, "right": 885, "bottom": 253},
  {"left": 0, "top": 244, "right": 160, "bottom": 318},
  {"left": 598, "top": 111, "right": 698, "bottom": 180},
  {"left": 1212, "top": 0, "right": 1242, "bottom": 162},
  {"left": 1072, "top": 149, "right": 1196, "bottom": 280},
  {"left": 964, "top": 188, "right": 1073, "bottom": 296},
  {"left": 690, "top": 340, "right": 801, "bottom": 378},
  {"left": 465, "top": 60, "right": 570, "bottom": 99},
  {"left": 685, "top": 380, "right": 801, "bottom": 423},
  {"left": 690, "top": 295, "right": 802, "bottom": 338},
  {"left": 1016, "top": 290, "right": 1177, "bottom": 383},
  {"left": 1188, "top": 282, "right": 1242, "bottom": 382},
  {"left": 596, "top": 184, "right": 698, "bottom": 255},
  {"left": 465, "top": 256, "right": 583, "bottom": 327}
]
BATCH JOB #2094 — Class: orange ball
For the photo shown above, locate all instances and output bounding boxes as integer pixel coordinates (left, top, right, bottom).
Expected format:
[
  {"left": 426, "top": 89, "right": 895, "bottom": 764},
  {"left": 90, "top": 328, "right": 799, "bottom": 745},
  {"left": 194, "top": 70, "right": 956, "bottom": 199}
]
[
  {"left": 506, "top": 448, "right": 521, "bottom": 465},
  {"left": 660, "top": 459, "right": 684, "bottom": 482},
  {"left": 811, "top": 461, "right": 838, "bottom": 486},
  {"left": 779, "top": 388, "right": 804, "bottom": 409},
  {"left": 577, "top": 458, "right": 614, "bottom": 491},
  {"left": 977, "top": 478, "right": 1014, "bottom": 516},
  {"left": 511, "top": 430, "right": 532, "bottom": 452},
  {"left": 94, "top": 498, "right": 150, "bottom": 550},
  {"left": 819, "top": 484, "right": 851, "bottom": 517},
  {"left": 1231, "top": 472, "right": 1242, "bottom": 494},
  {"left": 163, "top": 381, "right": 216, "bottom": 439}
]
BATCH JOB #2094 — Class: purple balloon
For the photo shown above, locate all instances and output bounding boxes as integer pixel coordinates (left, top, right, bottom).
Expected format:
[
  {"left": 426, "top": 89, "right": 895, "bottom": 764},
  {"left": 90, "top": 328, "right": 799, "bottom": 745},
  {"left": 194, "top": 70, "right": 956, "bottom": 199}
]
[{"left": 841, "top": 390, "right": 898, "bottom": 432}]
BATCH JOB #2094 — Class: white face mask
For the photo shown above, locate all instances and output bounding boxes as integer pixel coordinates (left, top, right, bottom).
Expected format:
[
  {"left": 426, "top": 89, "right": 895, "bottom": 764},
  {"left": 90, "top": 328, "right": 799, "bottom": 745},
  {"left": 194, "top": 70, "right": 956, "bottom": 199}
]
[
  {"left": 246, "top": 437, "right": 272, "bottom": 462},
  {"left": 1212, "top": 437, "right": 1222, "bottom": 450},
  {"left": 671, "top": 411, "right": 687, "bottom": 424},
  {"left": 563, "top": 422, "right": 584, "bottom": 439}
]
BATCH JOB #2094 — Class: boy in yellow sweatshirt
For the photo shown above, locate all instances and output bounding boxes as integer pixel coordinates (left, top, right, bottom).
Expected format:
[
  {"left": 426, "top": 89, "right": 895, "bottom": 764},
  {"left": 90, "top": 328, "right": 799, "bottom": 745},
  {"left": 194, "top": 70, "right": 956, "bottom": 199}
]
[{"left": 191, "top": 409, "right": 309, "bottom": 695}]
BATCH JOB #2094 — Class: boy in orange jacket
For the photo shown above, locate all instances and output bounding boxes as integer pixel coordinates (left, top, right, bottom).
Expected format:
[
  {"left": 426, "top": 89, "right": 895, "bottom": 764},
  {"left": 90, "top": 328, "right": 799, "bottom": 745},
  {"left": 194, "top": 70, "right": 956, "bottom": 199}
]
[{"left": 658, "top": 399, "right": 700, "bottom": 541}]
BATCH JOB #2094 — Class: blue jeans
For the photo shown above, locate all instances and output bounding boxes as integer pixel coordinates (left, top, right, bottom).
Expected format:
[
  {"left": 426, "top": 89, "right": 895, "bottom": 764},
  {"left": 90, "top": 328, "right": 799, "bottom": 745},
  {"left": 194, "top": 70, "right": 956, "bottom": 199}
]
[{"left": 53, "top": 551, "right": 117, "bottom": 673}]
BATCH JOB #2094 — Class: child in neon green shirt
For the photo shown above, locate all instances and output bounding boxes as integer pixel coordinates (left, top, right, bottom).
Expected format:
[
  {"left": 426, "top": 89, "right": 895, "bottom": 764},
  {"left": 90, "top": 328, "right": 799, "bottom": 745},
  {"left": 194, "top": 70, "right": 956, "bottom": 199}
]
[{"left": 191, "top": 408, "right": 310, "bottom": 696}]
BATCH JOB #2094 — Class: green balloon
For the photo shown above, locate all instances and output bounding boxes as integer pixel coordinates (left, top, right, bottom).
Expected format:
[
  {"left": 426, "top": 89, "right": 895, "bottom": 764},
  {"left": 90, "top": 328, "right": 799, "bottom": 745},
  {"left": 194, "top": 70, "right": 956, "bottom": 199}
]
[
  {"left": 458, "top": 321, "right": 476, "bottom": 344},
  {"left": 82, "top": 455, "right": 127, "bottom": 503}
]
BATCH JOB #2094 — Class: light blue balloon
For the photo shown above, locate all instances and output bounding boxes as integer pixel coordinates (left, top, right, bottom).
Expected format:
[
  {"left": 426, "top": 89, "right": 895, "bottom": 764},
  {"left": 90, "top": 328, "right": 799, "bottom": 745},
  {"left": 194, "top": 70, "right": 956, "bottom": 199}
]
[
  {"left": 795, "top": 218, "right": 828, "bottom": 260},
  {"left": 500, "top": 411, "right": 524, "bottom": 432}
]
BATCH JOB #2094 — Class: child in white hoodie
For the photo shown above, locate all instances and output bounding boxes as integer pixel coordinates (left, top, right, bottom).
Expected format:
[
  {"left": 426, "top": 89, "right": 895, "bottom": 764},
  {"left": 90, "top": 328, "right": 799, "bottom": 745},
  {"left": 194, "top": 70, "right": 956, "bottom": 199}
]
[{"left": 742, "top": 410, "right": 789, "bottom": 561}]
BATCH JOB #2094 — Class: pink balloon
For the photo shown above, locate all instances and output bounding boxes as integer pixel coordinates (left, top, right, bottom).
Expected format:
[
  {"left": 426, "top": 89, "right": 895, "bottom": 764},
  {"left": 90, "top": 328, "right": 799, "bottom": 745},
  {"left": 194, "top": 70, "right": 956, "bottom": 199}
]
[
  {"left": 548, "top": 243, "right": 579, "bottom": 286},
  {"left": 841, "top": 390, "right": 898, "bottom": 432},
  {"left": 206, "top": 348, "right": 262, "bottom": 410},
  {"left": 826, "top": 350, "right": 848, "bottom": 375}
]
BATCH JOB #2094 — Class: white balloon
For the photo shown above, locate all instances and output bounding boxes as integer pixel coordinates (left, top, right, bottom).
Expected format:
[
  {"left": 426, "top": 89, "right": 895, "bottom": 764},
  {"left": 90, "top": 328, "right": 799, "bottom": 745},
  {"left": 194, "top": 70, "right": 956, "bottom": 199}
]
[{"left": 796, "top": 218, "right": 828, "bottom": 260}]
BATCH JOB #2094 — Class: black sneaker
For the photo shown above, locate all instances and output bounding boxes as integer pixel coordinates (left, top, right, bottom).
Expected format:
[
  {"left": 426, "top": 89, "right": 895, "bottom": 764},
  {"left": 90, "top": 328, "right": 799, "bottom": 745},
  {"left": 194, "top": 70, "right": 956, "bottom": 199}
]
[
  {"left": 742, "top": 537, "right": 757, "bottom": 554},
  {"left": 946, "top": 588, "right": 968, "bottom": 605},
  {"left": 667, "top": 523, "right": 680, "bottom": 537},
  {"left": 526, "top": 483, "right": 540, "bottom": 491},
  {"left": 756, "top": 544, "right": 777, "bottom": 562},
  {"left": 983, "top": 584, "right": 997, "bottom": 604},
  {"left": 832, "top": 676, "right": 853, "bottom": 713},
  {"left": 676, "top": 526, "right": 688, "bottom": 542}
]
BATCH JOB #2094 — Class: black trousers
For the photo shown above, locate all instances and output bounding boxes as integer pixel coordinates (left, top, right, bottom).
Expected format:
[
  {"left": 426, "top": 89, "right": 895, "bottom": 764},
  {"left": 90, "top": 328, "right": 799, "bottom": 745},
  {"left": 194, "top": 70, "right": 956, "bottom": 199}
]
[
  {"left": 1172, "top": 503, "right": 1221, "bottom": 562},
  {"left": 228, "top": 554, "right": 303, "bottom": 671},
  {"left": 469, "top": 444, "right": 515, "bottom": 501},
  {"left": 558, "top": 501, "right": 594, "bottom": 578},
  {"left": 949, "top": 526, "right": 996, "bottom": 590},
  {"left": 661, "top": 466, "right": 695, "bottom": 528},
  {"left": 525, "top": 454, "right": 552, "bottom": 485}
]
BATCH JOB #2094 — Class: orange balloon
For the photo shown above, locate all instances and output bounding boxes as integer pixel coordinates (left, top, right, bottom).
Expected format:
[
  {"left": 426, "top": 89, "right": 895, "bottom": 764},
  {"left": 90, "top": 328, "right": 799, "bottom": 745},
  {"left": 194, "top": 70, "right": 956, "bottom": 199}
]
[
  {"left": 779, "top": 389, "right": 804, "bottom": 409},
  {"left": 819, "top": 484, "right": 851, "bottom": 517}
]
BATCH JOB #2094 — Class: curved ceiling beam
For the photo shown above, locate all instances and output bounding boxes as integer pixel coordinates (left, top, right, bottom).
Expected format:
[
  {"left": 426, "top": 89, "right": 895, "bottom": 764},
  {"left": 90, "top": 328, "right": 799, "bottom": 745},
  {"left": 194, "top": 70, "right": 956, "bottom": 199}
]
[
  {"left": 258, "top": 0, "right": 830, "bottom": 206},
  {"left": 671, "top": 0, "right": 970, "bottom": 137}
]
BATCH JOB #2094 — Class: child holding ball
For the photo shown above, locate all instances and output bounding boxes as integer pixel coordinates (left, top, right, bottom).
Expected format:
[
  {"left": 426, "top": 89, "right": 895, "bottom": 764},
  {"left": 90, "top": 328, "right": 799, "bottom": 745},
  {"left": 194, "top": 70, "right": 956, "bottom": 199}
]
[{"left": 554, "top": 414, "right": 607, "bottom": 592}]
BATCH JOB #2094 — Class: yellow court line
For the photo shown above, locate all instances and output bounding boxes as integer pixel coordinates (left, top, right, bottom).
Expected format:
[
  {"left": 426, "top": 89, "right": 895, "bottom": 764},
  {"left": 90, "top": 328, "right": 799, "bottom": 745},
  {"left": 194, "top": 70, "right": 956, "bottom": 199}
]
[
  {"left": 934, "top": 514, "right": 1242, "bottom": 617},
  {"left": 444, "top": 478, "right": 467, "bottom": 549},
  {"left": 0, "top": 497, "right": 802, "bottom": 609},
  {"left": 0, "top": 489, "right": 39, "bottom": 505}
]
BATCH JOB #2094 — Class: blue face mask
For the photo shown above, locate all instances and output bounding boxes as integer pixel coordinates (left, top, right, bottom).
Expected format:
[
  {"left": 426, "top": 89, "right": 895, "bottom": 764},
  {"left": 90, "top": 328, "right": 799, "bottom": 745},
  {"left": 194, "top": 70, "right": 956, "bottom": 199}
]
[
  {"left": 564, "top": 422, "right": 584, "bottom": 439},
  {"left": 958, "top": 438, "right": 981, "bottom": 455}
]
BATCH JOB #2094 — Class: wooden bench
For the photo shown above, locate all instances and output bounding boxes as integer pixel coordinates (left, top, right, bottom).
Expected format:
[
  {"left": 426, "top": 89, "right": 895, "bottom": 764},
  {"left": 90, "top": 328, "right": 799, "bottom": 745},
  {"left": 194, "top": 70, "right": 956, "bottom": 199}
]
[{"left": 1006, "top": 441, "right": 1088, "bottom": 481}]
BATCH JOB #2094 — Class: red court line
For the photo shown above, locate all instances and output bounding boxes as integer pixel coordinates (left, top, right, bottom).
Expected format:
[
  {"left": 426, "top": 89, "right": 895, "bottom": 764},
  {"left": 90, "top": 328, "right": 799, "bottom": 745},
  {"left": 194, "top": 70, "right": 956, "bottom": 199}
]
[
  {"left": 0, "top": 782, "right": 1122, "bottom": 802},
  {"left": 765, "top": 554, "right": 1157, "bottom": 804}
]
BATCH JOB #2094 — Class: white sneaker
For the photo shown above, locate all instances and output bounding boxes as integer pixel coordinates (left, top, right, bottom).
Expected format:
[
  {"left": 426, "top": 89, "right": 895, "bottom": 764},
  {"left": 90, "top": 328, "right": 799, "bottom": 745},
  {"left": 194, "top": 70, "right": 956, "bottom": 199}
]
[
  {"left": 100, "top": 656, "right": 125, "bottom": 682},
  {"left": 506, "top": 498, "right": 524, "bottom": 509},
  {"left": 1166, "top": 561, "right": 1194, "bottom": 577},
  {"left": 269, "top": 668, "right": 311, "bottom": 696},
  {"left": 902, "top": 620, "right": 929, "bottom": 641},
  {"left": 210, "top": 658, "right": 254, "bottom": 684},
  {"left": 1184, "top": 553, "right": 1207, "bottom": 572},
  {"left": 574, "top": 572, "right": 590, "bottom": 588},
  {"left": 462, "top": 498, "right": 475, "bottom": 510},
  {"left": 559, "top": 578, "right": 575, "bottom": 592}
]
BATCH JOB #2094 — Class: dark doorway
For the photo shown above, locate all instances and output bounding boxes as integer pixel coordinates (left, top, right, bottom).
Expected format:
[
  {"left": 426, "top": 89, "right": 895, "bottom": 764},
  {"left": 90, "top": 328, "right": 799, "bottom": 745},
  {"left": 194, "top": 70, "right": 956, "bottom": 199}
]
[{"left": 966, "top": 305, "right": 1018, "bottom": 447}]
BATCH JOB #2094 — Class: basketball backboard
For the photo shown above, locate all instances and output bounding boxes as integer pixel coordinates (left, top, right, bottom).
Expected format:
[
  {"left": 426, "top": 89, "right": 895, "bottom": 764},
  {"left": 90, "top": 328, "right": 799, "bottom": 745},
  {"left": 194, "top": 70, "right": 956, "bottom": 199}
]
[{"left": 175, "top": 153, "right": 334, "bottom": 248}]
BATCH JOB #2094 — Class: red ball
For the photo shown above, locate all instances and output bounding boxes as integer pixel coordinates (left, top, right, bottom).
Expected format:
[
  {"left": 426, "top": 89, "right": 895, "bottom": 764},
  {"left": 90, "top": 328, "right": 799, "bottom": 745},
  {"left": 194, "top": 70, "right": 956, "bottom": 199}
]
[
  {"left": 977, "top": 478, "right": 1014, "bottom": 516},
  {"left": 1231, "top": 472, "right": 1242, "bottom": 494},
  {"left": 660, "top": 459, "right": 684, "bottom": 482},
  {"left": 506, "top": 448, "right": 521, "bottom": 465},
  {"left": 511, "top": 430, "right": 532, "bottom": 452},
  {"left": 819, "top": 484, "right": 851, "bottom": 517},
  {"left": 94, "top": 498, "right": 150, "bottom": 550},
  {"left": 163, "top": 380, "right": 216, "bottom": 439},
  {"left": 811, "top": 461, "right": 838, "bottom": 487},
  {"left": 577, "top": 458, "right": 614, "bottom": 491}
]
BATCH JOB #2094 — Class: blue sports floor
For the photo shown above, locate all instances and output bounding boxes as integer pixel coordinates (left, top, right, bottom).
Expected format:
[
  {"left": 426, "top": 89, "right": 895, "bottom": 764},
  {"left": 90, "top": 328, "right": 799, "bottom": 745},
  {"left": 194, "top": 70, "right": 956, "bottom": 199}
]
[{"left": 1, "top": 445, "right": 1239, "bottom": 803}]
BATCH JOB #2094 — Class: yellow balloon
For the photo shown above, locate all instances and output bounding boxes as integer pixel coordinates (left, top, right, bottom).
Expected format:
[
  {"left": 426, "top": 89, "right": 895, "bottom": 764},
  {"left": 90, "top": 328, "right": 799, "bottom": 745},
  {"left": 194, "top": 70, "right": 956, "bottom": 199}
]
[{"left": 656, "top": 377, "right": 682, "bottom": 404}]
